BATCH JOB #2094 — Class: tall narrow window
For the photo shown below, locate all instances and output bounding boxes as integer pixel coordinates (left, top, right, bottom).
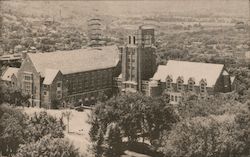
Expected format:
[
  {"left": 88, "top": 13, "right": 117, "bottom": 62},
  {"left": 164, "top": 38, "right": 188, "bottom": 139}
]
[
  {"left": 23, "top": 72, "right": 32, "bottom": 94},
  {"left": 129, "top": 36, "right": 131, "bottom": 44},
  {"left": 57, "top": 82, "right": 62, "bottom": 88},
  {"left": 171, "top": 95, "right": 174, "bottom": 101},
  {"left": 200, "top": 79, "right": 207, "bottom": 93},
  {"left": 177, "top": 76, "right": 184, "bottom": 91},
  {"left": 166, "top": 75, "right": 173, "bottom": 90},
  {"left": 188, "top": 78, "right": 195, "bottom": 92},
  {"left": 57, "top": 91, "right": 62, "bottom": 99},
  {"left": 133, "top": 36, "right": 136, "bottom": 44},
  {"left": 56, "top": 81, "right": 62, "bottom": 99}
]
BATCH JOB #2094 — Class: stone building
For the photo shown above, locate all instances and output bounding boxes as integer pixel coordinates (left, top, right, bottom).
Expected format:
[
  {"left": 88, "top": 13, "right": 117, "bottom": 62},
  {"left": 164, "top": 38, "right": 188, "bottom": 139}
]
[
  {"left": 14, "top": 25, "right": 236, "bottom": 107},
  {"left": 16, "top": 46, "right": 120, "bottom": 108},
  {"left": 149, "top": 60, "right": 235, "bottom": 104},
  {"left": 1, "top": 67, "right": 19, "bottom": 88}
]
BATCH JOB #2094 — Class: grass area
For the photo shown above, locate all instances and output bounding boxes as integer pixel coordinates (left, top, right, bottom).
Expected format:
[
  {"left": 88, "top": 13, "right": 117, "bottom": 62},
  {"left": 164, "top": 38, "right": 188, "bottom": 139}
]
[{"left": 20, "top": 107, "right": 92, "bottom": 156}]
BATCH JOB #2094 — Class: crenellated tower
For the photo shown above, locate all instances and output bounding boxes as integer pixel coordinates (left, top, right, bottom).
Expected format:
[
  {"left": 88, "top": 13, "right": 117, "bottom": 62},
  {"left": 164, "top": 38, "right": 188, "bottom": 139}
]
[{"left": 121, "top": 25, "right": 157, "bottom": 93}]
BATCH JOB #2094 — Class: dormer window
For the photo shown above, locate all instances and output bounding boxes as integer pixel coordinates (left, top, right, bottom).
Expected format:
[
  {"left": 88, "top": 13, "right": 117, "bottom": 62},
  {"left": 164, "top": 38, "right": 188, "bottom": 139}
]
[
  {"left": 200, "top": 79, "right": 207, "bottom": 93},
  {"left": 177, "top": 76, "right": 184, "bottom": 91},
  {"left": 188, "top": 78, "right": 195, "bottom": 92},
  {"left": 166, "top": 75, "right": 173, "bottom": 90}
]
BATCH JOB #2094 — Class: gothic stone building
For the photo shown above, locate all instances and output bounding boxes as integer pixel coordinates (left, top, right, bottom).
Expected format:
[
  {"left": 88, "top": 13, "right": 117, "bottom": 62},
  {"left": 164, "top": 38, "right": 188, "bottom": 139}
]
[
  {"left": 15, "top": 26, "right": 235, "bottom": 107},
  {"left": 17, "top": 46, "right": 120, "bottom": 108},
  {"left": 147, "top": 60, "right": 236, "bottom": 104},
  {"left": 115, "top": 26, "right": 235, "bottom": 104}
]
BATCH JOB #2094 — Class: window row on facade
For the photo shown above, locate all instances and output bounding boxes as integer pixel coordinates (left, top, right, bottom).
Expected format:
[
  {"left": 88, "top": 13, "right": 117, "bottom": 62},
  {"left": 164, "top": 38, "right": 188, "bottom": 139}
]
[
  {"left": 65, "top": 69, "right": 113, "bottom": 94},
  {"left": 166, "top": 76, "right": 207, "bottom": 93}
]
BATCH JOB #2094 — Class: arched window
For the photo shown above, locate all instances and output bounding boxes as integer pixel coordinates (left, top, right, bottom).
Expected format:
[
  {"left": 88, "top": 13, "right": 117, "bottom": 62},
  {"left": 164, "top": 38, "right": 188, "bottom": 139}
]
[
  {"left": 200, "top": 79, "right": 207, "bottom": 93},
  {"left": 177, "top": 76, "right": 184, "bottom": 91},
  {"left": 166, "top": 75, "right": 173, "bottom": 90},
  {"left": 133, "top": 36, "right": 136, "bottom": 44},
  {"left": 188, "top": 78, "right": 195, "bottom": 92}
]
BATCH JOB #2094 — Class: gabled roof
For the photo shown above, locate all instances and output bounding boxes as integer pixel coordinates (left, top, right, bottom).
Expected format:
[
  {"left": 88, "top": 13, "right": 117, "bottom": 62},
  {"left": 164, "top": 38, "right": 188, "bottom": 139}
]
[
  {"left": 152, "top": 60, "right": 224, "bottom": 87},
  {"left": 27, "top": 45, "right": 120, "bottom": 77},
  {"left": 43, "top": 69, "right": 60, "bottom": 85},
  {"left": 1, "top": 67, "right": 19, "bottom": 81}
]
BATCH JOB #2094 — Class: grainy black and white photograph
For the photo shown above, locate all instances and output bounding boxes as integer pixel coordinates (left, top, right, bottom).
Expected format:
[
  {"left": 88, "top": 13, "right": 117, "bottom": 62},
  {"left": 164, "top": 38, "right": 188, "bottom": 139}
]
[{"left": 0, "top": 0, "right": 250, "bottom": 156}]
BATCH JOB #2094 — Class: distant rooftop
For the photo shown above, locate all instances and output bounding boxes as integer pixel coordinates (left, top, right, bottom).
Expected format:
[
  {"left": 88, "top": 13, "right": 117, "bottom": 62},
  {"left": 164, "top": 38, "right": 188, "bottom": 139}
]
[{"left": 1, "top": 67, "right": 19, "bottom": 81}]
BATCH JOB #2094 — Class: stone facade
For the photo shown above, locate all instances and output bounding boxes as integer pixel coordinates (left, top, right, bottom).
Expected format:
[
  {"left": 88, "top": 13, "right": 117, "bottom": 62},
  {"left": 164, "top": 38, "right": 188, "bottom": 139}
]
[
  {"left": 149, "top": 60, "right": 235, "bottom": 104},
  {"left": 17, "top": 46, "right": 120, "bottom": 108},
  {"left": 119, "top": 26, "right": 157, "bottom": 93},
  {"left": 17, "top": 56, "right": 42, "bottom": 107}
]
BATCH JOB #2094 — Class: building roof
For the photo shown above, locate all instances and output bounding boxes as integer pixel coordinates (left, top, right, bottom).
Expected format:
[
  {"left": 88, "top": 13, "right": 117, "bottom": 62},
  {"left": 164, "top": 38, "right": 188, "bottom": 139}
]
[
  {"left": 0, "top": 53, "right": 22, "bottom": 61},
  {"left": 1, "top": 67, "right": 19, "bottom": 81},
  {"left": 27, "top": 45, "right": 120, "bottom": 77},
  {"left": 43, "top": 69, "right": 60, "bottom": 85},
  {"left": 152, "top": 60, "right": 224, "bottom": 87}
]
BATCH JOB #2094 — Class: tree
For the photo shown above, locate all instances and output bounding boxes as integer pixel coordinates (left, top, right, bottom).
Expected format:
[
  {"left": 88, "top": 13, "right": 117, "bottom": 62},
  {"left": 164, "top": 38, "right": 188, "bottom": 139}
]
[
  {"left": 0, "top": 106, "right": 28, "bottom": 155},
  {"left": 89, "top": 117, "right": 100, "bottom": 142},
  {"left": 103, "top": 123, "right": 123, "bottom": 157},
  {"left": 8, "top": 88, "right": 30, "bottom": 106},
  {"left": 15, "top": 135, "right": 80, "bottom": 157},
  {"left": 159, "top": 115, "right": 247, "bottom": 157},
  {"left": 89, "top": 93, "right": 179, "bottom": 152},
  {"left": 91, "top": 128, "right": 104, "bottom": 157},
  {"left": 62, "top": 110, "right": 72, "bottom": 133},
  {"left": 0, "top": 106, "right": 66, "bottom": 156},
  {"left": 0, "top": 83, "right": 30, "bottom": 106},
  {"left": 234, "top": 101, "right": 250, "bottom": 156},
  {"left": 25, "top": 111, "right": 65, "bottom": 142}
]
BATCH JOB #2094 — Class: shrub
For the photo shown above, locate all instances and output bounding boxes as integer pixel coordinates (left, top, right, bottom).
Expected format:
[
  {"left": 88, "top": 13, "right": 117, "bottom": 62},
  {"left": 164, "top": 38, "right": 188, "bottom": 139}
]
[{"left": 15, "top": 135, "right": 80, "bottom": 157}]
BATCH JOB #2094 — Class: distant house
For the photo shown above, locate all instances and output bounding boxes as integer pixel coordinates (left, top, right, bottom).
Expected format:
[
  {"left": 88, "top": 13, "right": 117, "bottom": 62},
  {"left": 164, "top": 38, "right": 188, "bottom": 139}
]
[
  {"left": 244, "top": 51, "right": 250, "bottom": 60},
  {"left": 234, "top": 51, "right": 250, "bottom": 61},
  {"left": 44, "top": 18, "right": 55, "bottom": 26},
  {"left": 28, "top": 46, "right": 37, "bottom": 53},
  {"left": 235, "top": 22, "right": 246, "bottom": 30},
  {"left": 150, "top": 60, "right": 235, "bottom": 104},
  {"left": 0, "top": 53, "right": 22, "bottom": 63},
  {"left": 16, "top": 45, "right": 121, "bottom": 108},
  {"left": 1, "top": 67, "right": 19, "bottom": 88}
]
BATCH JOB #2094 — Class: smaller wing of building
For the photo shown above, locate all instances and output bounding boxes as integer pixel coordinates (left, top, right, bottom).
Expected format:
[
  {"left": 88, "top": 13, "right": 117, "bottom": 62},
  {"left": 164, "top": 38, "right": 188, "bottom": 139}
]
[
  {"left": 150, "top": 60, "right": 235, "bottom": 104},
  {"left": 1, "top": 67, "right": 19, "bottom": 87}
]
